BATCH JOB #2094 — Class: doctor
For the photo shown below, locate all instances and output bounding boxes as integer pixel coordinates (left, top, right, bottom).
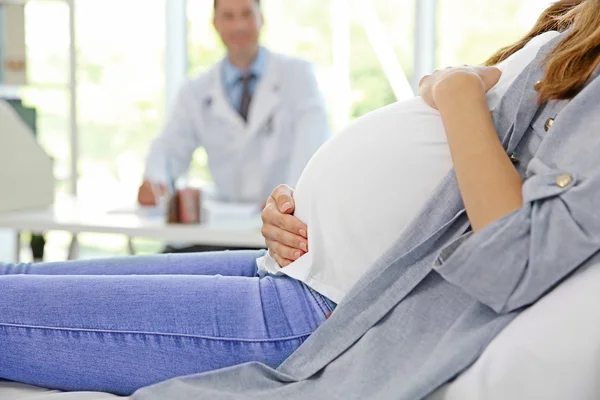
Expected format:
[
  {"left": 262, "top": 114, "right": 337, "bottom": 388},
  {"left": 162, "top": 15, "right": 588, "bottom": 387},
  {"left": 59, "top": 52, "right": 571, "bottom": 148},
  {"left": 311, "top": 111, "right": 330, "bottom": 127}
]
[{"left": 138, "top": 0, "right": 331, "bottom": 210}]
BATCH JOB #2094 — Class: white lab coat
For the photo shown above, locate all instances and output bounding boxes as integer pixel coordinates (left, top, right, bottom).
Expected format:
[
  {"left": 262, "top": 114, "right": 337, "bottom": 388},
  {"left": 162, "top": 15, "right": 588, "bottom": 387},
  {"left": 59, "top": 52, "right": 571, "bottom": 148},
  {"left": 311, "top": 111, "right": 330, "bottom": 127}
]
[{"left": 144, "top": 51, "right": 331, "bottom": 203}]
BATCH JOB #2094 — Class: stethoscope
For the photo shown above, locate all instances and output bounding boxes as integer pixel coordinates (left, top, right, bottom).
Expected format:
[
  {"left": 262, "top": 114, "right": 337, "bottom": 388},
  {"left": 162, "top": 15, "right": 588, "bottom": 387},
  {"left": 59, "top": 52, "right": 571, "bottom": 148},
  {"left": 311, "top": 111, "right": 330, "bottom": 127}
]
[{"left": 257, "top": 115, "right": 275, "bottom": 138}]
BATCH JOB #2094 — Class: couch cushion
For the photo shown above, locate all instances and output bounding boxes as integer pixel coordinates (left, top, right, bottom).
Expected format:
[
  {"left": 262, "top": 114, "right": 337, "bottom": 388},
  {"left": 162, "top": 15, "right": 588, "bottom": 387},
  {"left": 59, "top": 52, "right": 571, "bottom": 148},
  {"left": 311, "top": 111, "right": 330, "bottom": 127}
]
[
  {"left": 429, "top": 262, "right": 600, "bottom": 400},
  {"left": 0, "top": 380, "right": 120, "bottom": 400}
]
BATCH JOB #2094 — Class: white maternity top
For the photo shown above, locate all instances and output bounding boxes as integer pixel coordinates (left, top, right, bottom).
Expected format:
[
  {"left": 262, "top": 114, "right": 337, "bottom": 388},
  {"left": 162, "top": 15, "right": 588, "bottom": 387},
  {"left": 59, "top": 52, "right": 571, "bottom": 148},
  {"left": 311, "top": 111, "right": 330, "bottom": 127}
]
[{"left": 258, "top": 31, "right": 560, "bottom": 304}]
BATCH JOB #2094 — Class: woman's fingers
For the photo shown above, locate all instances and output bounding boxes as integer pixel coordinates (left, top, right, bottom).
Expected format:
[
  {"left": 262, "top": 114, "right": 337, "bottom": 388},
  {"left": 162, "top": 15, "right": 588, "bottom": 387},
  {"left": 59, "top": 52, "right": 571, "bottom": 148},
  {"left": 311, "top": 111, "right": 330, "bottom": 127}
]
[
  {"left": 418, "top": 74, "right": 432, "bottom": 89},
  {"left": 268, "top": 243, "right": 303, "bottom": 266},
  {"left": 419, "top": 65, "right": 501, "bottom": 109},
  {"left": 262, "top": 223, "right": 308, "bottom": 252},
  {"left": 418, "top": 74, "right": 437, "bottom": 109},
  {"left": 263, "top": 184, "right": 307, "bottom": 237},
  {"left": 276, "top": 213, "right": 308, "bottom": 238},
  {"left": 269, "top": 248, "right": 291, "bottom": 267},
  {"left": 270, "top": 184, "right": 296, "bottom": 214},
  {"left": 261, "top": 184, "right": 309, "bottom": 267},
  {"left": 474, "top": 66, "right": 502, "bottom": 92},
  {"left": 261, "top": 203, "right": 308, "bottom": 238}
]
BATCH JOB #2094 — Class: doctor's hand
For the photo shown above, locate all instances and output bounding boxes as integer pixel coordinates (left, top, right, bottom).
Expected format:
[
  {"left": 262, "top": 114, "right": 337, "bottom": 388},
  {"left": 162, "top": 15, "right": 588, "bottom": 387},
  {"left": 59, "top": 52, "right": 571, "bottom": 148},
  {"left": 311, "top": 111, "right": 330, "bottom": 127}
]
[
  {"left": 261, "top": 185, "right": 309, "bottom": 267},
  {"left": 138, "top": 180, "right": 166, "bottom": 206},
  {"left": 418, "top": 66, "right": 502, "bottom": 110}
]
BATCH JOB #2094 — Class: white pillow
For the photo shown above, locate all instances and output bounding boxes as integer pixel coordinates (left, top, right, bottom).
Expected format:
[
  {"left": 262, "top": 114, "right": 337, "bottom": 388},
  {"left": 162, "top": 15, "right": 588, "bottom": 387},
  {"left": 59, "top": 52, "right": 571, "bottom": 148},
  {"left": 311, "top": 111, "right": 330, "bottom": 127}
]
[{"left": 429, "top": 261, "right": 600, "bottom": 400}]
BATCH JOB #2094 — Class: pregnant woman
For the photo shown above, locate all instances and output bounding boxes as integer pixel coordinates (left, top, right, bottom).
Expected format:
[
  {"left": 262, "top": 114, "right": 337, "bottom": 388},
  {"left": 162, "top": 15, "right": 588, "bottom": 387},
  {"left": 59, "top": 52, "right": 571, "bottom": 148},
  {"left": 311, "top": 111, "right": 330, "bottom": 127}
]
[
  {"left": 0, "top": 0, "right": 598, "bottom": 396},
  {"left": 258, "top": 30, "right": 559, "bottom": 303}
]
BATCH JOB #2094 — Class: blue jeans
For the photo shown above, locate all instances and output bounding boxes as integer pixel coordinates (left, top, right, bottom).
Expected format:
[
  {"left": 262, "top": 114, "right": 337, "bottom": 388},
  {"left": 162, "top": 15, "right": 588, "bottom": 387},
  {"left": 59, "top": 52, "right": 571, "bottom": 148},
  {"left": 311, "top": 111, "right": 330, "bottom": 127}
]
[{"left": 0, "top": 251, "right": 335, "bottom": 395}]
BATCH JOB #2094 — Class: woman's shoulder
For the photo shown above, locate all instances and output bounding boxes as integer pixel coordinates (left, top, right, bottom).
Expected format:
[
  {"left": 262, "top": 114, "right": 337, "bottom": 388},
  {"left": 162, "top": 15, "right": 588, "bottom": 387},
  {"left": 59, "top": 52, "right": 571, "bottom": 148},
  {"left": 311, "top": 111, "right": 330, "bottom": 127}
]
[
  {"left": 489, "top": 31, "right": 563, "bottom": 111},
  {"left": 496, "top": 31, "right": 561, "bottom": 71},
  {"left": 525, "top": 30, "right": 562, "bottom": 49}
]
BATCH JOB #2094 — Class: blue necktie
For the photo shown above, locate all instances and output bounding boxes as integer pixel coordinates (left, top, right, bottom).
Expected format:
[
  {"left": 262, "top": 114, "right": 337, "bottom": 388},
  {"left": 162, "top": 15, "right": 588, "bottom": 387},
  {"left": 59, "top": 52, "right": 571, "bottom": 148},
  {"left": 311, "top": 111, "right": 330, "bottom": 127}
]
[{"left": 238, "top": 73, "right": 255, "bottom": 123}]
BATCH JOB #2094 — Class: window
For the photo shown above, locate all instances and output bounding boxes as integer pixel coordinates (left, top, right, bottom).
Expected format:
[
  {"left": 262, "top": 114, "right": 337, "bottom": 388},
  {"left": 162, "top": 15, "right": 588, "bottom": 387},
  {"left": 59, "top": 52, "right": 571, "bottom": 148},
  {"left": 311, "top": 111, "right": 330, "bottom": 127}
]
[
  {"left": 21, "top": 1, "right": 71, "bottom": 193},
  {"left": 76, "top": 0, "right": 166, "bottom": 203},
  {"left": 23, "top": 0, "right": 166, "bottom": 201},
  {"left": 437, "top": 0, "right": 556, "bottom": 67},
  {"left": 20, "top": 0, "right": 167, "bottom": 259}
]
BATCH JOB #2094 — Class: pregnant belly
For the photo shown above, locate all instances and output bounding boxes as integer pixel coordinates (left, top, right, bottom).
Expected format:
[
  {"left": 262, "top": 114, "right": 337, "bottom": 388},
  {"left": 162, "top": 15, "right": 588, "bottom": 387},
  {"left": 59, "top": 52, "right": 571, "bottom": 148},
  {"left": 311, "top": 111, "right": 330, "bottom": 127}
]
[{"left": 287, "top": 97, "right": 454, "bottom": 302}]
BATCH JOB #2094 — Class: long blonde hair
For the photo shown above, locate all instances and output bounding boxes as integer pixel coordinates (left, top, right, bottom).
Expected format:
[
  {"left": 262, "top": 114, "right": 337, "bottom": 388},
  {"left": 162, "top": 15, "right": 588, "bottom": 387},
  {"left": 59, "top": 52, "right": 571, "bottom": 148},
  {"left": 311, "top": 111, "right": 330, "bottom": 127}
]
[{"left": 484, "top": 0, "right": 600, "bottom": 102}]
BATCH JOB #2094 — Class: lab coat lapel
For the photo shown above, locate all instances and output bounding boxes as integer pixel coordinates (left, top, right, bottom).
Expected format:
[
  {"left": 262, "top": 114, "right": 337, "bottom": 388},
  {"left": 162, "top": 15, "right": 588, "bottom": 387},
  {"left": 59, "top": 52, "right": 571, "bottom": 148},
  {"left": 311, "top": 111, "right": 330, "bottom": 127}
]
[
  {"left": 207, "top": 65, "right": 247, "bottom": 131},
  {"left": 247, "top": 56, "right": 280, "bottom": 137}
]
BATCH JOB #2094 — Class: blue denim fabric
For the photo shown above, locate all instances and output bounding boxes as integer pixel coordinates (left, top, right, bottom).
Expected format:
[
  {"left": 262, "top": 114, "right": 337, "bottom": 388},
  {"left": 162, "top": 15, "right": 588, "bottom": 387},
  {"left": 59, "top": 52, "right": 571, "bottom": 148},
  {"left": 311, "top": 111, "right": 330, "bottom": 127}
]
[{"left": 0, "top": 250, "right": 334, "bottom": 395}]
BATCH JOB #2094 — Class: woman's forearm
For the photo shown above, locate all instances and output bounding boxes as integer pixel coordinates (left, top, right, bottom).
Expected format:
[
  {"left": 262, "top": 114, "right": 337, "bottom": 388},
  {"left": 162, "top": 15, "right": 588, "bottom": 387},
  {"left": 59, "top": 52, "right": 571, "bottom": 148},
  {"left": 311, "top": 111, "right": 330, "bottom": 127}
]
[{"left": 435, "top": 75, "right": 523, "bottom": 232}]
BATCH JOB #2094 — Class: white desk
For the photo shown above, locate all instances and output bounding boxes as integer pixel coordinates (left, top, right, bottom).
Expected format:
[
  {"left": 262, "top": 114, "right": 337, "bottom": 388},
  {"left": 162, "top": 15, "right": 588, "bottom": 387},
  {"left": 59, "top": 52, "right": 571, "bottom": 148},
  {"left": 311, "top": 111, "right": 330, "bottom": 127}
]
[{"left": 0, "top": 196, "right": 266, "bottom": 262}]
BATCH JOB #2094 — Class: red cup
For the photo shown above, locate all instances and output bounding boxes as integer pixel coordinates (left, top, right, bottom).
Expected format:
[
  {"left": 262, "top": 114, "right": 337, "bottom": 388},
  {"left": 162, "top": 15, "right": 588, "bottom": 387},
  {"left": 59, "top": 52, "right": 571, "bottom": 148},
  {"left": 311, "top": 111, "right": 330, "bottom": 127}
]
[{"left": 166, "top": 188, "right": 201, "bottom": 224}]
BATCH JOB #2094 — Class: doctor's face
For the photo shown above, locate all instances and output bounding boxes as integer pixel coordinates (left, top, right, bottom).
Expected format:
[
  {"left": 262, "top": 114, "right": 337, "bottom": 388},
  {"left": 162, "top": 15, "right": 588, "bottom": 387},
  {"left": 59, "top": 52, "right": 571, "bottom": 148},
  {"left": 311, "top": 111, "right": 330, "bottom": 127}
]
[{"left": 213, "top": 0, "right": 263, "bottom": 57}]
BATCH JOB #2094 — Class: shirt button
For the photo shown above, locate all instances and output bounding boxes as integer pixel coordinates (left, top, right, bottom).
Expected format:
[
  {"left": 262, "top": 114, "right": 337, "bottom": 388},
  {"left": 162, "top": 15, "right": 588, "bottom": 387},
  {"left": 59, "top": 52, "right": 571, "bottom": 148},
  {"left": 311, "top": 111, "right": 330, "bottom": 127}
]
[
  {"left": 534, "top": 80, "right": 543, "bottom": 91},
  {"left": 509, "top": 154, "right": 520, "bottom": 166},
  {"left": 555, "top": 174, "right": 573, "bottom": 188},
  {"left": 544, "top": 118, "right": 554, "bottom": 131}
]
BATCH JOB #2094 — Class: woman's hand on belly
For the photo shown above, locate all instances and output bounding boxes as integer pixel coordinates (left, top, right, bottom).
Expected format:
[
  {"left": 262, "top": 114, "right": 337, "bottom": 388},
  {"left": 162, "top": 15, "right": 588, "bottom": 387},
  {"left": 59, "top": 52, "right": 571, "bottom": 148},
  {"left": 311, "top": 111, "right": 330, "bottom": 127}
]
[
  {"left": 261, "top": 185, "right": 309, "bottom": 267},
  {"left": 419, "top": 66, "right": 501, "bottom": 109}
]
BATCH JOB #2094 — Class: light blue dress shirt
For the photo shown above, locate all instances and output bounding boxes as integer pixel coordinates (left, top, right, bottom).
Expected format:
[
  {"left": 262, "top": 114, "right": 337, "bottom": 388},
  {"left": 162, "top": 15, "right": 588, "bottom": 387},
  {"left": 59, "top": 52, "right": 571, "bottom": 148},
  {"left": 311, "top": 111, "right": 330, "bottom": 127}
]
[{"left": 221, "top": 47, "right": 268, "bottom": 111}]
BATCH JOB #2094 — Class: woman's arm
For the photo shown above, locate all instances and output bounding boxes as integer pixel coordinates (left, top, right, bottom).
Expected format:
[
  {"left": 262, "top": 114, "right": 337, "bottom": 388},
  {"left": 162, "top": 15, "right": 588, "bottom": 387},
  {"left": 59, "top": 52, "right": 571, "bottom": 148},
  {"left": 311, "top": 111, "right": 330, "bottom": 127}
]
[
  {"left": 431, "top": 65, "right": 600, "bottom": 314},
  {"left": 420, "top": 67, "right": 523, "bottom": 231},
  {"left": 434, "top": 72, "right": 523, "bottom": 232}
]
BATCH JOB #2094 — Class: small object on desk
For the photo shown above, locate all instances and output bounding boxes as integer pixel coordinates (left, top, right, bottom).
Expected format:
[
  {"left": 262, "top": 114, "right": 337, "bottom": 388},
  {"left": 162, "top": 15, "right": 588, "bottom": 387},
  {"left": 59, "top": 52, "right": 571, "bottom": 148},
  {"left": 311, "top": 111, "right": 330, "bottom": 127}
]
[
  {"left": 30, "top": 233, "right": 45, "bottom": 262},
  {"left": 167, "top": 188, "right": 201, "bottom": 224},
  {"left": 178, "top": 188, "right": 201, "bottom": 224},
  {"left": 166, "top": 193, "right": 179, "bottom": 224}
]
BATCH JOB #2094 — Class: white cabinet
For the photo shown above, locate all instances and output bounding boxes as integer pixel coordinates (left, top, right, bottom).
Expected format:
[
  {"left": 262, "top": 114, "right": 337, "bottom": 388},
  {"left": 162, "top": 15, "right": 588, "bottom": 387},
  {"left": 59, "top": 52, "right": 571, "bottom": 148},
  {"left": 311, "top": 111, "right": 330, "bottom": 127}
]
[{"left": 0, "top": 99, "right": 54, "bottom": 212}]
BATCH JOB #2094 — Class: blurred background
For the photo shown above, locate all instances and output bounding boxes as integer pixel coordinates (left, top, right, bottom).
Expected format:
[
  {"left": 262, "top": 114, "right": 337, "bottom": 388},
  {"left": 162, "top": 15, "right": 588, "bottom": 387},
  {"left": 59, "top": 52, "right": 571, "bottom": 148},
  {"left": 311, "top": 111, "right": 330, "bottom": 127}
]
[{"left": 2, "top": 0, "right": 554, "bottom": 260}]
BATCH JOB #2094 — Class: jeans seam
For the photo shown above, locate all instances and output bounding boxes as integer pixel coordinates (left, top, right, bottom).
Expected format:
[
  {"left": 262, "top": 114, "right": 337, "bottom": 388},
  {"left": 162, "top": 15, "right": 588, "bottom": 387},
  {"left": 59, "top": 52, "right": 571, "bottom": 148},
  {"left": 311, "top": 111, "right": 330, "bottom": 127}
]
[
  {"left": 0, "top": 322, "right": 313, "bottom": 344},
  {"left": 305, "top": 285, "right": 330, "bottom": 316},
  {"left": 323, "top": 298, "right": 336, "bottom": 313}
]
